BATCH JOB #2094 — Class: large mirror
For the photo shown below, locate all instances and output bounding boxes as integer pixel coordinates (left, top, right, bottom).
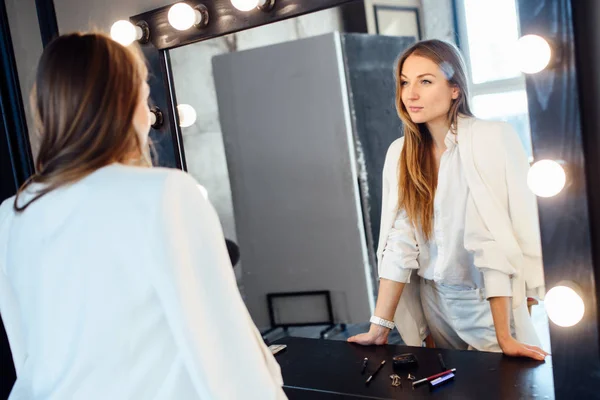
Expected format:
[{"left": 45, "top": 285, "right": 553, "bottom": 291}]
[{"left": 166, "top": 0, "right": 550, "bottom": 354}]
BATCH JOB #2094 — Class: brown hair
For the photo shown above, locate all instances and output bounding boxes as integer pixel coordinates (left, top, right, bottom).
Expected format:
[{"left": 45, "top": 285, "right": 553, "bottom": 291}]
[
  {"left": 14, "top": 32, "right": 150, "bottom": 212},
  {"left": 395, "top": 39, "right": 473, "bottom": 239}
]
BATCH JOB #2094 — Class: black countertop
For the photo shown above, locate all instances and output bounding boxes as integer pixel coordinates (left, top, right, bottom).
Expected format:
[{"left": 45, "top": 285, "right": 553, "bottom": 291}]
[{"left": 274, "top": 336, "right": 554, "bottom": 399}]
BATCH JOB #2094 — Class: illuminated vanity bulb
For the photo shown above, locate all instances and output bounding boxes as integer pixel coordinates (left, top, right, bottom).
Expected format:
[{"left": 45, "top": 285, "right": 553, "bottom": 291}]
[
  {"left": 110, "top": 20, "right": 141, "bottom": 46},
  {"left": 168, "top": 3, "right": 205, "bottom": 31},
  {"left": 231, "top": 0, "right": 268, "bottom": 11},
  {"left": 545, "top": 285, "right": 585, "bottom": 327},
  {"left": 516, "top": 35, "right": 552, "bottom": 74},
  {"left": 177, "top": 104, "right": 197, "bottom": 127},
  {"left": 527, "top": 160, "right": 566, "bottom": 197}
]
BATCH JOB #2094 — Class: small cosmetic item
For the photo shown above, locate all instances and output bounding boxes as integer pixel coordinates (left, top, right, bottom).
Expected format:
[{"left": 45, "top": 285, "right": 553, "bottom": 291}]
[
  {"left": 438, "top": 353, "right": 447, "bottom": 371},
  {"left": 389, "top": 374, "right": 402, "bottom": 387},
  {"left": 429, "top": 372, "right": 455, "bottom": 389},
  {"left": 361, "top": 358, "right": 368, "bottom": 374},
  {"left": 365, "top": 360, "right": 386, "bottom": 384},
  {"left": 412, "top": 368, "right": 457, "bottom": 388},
  {"left": 392, "top": 353, "right": 418, "bottom": 370}
]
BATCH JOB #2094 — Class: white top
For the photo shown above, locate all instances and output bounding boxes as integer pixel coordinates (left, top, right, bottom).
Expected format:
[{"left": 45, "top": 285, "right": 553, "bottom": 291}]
[
  {"left": 380, "top": 131, "right": 510, "bottom": 295},
  {"left": 376, "top": 116, "right": 545, "bottom": 347},
  {"left": 0, "top": 164, "right": 287, "bottom": 400}
]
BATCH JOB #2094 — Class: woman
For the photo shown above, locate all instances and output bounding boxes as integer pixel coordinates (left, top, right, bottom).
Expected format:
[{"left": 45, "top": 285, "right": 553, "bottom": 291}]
[
  {"left": 348, "top": 40, "right": 548, "bottom": 361},
  {"left": 0, "top": 33, "right": 286, "bottom": 399}
]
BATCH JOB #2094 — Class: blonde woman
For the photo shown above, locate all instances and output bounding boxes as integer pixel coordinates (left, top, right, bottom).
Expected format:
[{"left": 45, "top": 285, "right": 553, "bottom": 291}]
[
  {"left": 0, "top": 33, "right": 286, "bottom": 399},
  {"left": 349, "top": 40, "right": 548, "bottom": 361}
]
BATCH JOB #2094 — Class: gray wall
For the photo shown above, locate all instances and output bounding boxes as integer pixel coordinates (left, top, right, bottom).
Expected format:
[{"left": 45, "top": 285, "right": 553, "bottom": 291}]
[
  {"left": 213, "top": 33, "right": 373, "bottom": 327},
  {"left": 420, "top": 0, "right": 455, "bottom": 42}
]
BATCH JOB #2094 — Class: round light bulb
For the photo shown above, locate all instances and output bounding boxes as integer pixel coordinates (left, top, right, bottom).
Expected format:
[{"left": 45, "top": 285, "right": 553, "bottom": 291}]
[
  {"left": 177, "top": 104, "right": 197, "bottom": 127},
  {"left": 231, "top": 0, "right": 262, "bottom": 11},
  {"left": 527, "top": 159, "right": 566, "bottom": 197},
  {"left": 515, "top": 35, "right": 552, "bottom": 74},
  {"left": 545, "top": 285, "right": 585, "bottom": 327},
  {"left": 110, "top": 20, "right": 139, "bottom": 46},
  {"left": 168, "top": 3, "right": 198, "bottom": 31}
]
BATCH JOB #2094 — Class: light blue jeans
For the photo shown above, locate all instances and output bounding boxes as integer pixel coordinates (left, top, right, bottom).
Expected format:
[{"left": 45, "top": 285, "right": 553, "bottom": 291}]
[{"left": 420, "top": 279, "right": 515, "bottom": 352}]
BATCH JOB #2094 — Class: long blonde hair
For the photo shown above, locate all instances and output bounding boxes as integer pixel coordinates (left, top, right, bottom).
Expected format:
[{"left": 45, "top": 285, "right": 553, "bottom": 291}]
[
  {"left": 14, "top": 32, "right": 150, "bottom": 212},
  {"left": 395, "top": 39, "right": 473, "bottom": 239}
]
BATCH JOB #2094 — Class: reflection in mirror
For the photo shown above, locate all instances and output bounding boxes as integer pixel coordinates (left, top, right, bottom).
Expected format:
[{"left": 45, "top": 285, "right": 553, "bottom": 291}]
[
  {"left": 170, "top": 7, "right": 388, "bottom": 334},
  {"left": 168, "top": 0, "right": 551, "bottom": 363}
]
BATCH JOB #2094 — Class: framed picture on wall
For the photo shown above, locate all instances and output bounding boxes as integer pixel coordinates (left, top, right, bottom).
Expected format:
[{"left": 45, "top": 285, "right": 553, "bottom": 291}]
[{"left": 373, "top": 5, "right": 421, "bottom": 40}]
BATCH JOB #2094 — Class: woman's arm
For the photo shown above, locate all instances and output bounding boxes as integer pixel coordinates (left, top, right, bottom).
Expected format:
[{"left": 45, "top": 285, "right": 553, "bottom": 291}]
[
  {"left": 348, "top": 279, "right": 405, "bottom": 345},
  {"left": 349, "top": 139, "right": 419, "bottom": 346},
  {"left": 348, "top": 206, "right": 419, "bottom": 346},
  {"left": 150, "top": 171, "right": 286, "bottom": 399},
  {"left": 465, "top": 125, "right": 549, "bottom": 360},
  {"left": 466, "top": 193, "right": 548, "bottom": 360},
  {"left": 489, "top": 297, "right": 548, "bottom": 360}
]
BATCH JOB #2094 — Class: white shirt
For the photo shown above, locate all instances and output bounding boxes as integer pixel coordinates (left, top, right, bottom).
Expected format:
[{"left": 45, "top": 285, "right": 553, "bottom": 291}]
[
  {"left": 380, "top": 132, "right": 484, "bottom": 290},
  {"left": 0, "top": 164, "right": 287, "bottom": 400}
]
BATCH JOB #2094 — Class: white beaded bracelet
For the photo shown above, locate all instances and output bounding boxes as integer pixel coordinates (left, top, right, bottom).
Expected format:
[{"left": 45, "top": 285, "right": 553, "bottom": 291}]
[{"left": 370, "top": 316, "right": 395, "bottom": 330}]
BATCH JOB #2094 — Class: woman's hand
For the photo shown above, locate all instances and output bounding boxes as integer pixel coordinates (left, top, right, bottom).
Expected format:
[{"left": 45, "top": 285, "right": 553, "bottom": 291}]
[
  {"left": 489, "top": 297, "right": 548, "bottom": 361},
  {"left": 349, "top": 279, "right": 405, "bottom": 346},
  {"left": 347, "top": 324, "right": 391, "bottom": 346},
  {"left": 499, "top": 336, "right": 549, "bottom": 361}
]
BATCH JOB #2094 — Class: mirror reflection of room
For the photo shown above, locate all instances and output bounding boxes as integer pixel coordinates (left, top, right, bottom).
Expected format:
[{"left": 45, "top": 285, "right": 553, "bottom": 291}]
[
  {"left": 6, "top": 0, "right": 600, "bottom": 398},
  {"left": 167, "top": 0, "right": 550, "bottom": 358}
]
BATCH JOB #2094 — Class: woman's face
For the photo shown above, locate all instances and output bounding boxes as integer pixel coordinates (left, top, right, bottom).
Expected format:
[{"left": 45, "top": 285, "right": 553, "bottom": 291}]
[
  {"left": 400, "top": 55, "right": 459, "bottom": 125},
  {"left": 133, "top": 80, "right": 151, "bottom": 143}
]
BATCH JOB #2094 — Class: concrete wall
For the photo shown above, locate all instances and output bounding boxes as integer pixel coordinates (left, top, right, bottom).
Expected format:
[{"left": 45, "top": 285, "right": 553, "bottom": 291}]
[
  {"left": 421, "top": 0, "right": 455, "bottom": 42},
  {"left": 364, "top": 0, "right": 455, "bottom": 43}
]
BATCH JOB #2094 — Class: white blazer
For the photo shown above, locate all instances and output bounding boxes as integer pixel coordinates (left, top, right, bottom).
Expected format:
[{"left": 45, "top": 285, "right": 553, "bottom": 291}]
[
  {"left": 0, "top": 164, "right": 286, "bottom": 400},
  {"left": 377, "top": 115, "right": 545, "bottom": 347}
]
